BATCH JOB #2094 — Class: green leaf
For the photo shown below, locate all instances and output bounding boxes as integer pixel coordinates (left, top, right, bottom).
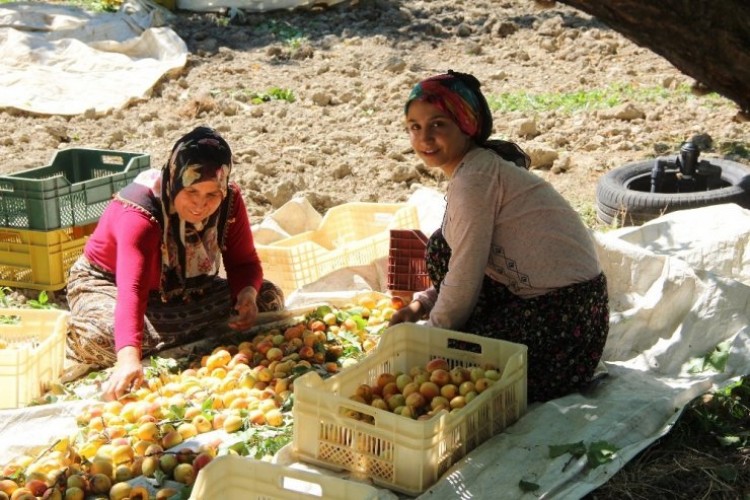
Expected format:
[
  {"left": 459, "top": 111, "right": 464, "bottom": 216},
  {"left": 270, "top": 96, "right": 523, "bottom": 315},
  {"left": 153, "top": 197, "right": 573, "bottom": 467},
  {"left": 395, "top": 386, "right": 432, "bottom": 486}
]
[
  {"left": 715, "top": 464, "right": 738, "bottom": 482},
  {"left": 519, "top": 480, "right": 540, "bottom": 492},
  {"left": 587, "top": 441, "right": 619, "bottom": 467},
  {"left": 549, "top": 441, "right": 586, "bottom": 459},
  {"left": 154, "top": 468, "right": 167, "bottom": 486},
  {"left": 165, "top": 405, "right": 186, "bottom": 420},
  {"left": 705, "top": 340, "right": 731, "bottom": 372},
  {"left": 201, "top": 397, "right": 215, "bottom": 412},
  {"left": 687, "top": 340, "right": 731, "bottom": 373},
  {"left": 717, "top": 435, "right": 741, "bottom": 447}
]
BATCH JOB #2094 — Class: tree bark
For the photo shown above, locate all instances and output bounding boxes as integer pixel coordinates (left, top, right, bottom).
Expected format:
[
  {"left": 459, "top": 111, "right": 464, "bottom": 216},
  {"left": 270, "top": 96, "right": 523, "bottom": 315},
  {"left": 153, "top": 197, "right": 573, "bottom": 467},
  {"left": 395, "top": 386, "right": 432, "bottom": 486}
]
[{"left": 554, "top": 0, "right": 750, "bottom": 113}]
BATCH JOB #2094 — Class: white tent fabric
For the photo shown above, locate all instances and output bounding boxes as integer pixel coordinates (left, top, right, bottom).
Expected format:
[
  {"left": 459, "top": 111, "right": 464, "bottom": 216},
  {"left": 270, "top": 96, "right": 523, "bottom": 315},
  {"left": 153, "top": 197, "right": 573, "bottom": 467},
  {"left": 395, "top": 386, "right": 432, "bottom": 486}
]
[
  {"left": 0, "top": 199, "right": 748, "bottom": 499},
  {"left": 0, "top": 1, "right": 186, "bottom": 115}
]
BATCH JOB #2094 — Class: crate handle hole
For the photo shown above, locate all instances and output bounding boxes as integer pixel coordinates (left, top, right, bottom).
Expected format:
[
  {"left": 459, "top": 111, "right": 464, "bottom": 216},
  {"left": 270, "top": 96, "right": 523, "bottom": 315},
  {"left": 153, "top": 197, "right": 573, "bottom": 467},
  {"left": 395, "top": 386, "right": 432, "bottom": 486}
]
[
  {"left": 281, "top": 476, "right": 324, "bottom": 497},
  {"left": 446, "top": 338, "right": 483, "bottom": 354},
  {"left": 99, "top": 155, "right": 125, "bottom": 166}
]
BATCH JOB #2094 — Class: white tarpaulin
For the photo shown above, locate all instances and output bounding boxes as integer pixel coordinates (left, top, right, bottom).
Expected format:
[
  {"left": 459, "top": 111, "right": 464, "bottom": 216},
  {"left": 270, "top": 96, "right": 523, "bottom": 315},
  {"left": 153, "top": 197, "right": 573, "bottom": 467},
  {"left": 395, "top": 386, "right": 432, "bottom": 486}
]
[
  {"left": 0, "top": 198, "right": 748, "bottom": 499},
  {"left": 0, "top": 0, "right": 187, "bottom": 115}
]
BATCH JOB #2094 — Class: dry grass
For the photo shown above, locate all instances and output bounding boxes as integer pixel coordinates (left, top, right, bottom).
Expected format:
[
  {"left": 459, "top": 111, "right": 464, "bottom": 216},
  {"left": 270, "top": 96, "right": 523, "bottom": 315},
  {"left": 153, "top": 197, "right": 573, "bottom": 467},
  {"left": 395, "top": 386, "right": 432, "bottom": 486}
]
[{"left": 587, "top": 378, "right": 750, "bottom": 499}]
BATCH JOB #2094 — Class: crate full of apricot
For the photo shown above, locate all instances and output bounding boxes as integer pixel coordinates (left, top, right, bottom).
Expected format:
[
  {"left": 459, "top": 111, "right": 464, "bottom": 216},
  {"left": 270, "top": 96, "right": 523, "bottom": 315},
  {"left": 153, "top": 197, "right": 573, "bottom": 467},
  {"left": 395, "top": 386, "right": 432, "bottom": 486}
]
[{"left": 291, "top": 323, "right": 528, "bottom": 496}]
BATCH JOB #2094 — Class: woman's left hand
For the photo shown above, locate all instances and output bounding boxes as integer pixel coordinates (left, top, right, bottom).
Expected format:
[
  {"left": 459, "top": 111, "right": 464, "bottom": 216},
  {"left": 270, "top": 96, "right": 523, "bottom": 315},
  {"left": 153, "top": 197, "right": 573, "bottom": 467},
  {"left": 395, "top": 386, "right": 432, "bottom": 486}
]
[{"left": 228, "top": 285, "right": 259, "bottom": 331}]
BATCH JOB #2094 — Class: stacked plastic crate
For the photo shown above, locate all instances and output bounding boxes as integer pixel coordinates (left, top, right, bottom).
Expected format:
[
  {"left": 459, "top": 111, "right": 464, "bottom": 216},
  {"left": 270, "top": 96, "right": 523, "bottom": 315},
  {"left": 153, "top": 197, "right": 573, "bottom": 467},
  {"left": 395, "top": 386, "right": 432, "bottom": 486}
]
[
  {"left": 0, "top": 148, "right": 150, "bottom": 291},
  {"left": 387, "top": 228, "right": 431, "bottom": 303}
]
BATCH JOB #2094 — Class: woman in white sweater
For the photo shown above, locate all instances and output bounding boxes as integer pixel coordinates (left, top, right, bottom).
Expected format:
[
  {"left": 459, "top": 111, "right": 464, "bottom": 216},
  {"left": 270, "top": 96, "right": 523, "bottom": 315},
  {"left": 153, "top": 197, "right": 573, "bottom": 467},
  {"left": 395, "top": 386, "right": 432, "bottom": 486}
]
[{"left": 389, "top": 70, "right": 609, "bottom": 402}]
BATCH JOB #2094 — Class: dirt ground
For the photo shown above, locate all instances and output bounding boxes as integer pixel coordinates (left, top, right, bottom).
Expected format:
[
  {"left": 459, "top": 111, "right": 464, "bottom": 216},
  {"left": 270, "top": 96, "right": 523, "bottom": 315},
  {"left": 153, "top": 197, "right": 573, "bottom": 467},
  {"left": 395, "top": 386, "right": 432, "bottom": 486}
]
[{"left": 1, "top": 0, "right": 748, "bottom": 230}]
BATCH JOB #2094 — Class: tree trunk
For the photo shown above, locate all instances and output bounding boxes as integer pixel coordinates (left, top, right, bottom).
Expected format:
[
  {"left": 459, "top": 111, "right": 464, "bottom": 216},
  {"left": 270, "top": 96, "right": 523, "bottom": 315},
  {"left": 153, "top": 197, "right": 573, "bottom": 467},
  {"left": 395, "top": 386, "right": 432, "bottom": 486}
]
[{"left": 554, "top": 0, "right": 750, "bottom": 113}]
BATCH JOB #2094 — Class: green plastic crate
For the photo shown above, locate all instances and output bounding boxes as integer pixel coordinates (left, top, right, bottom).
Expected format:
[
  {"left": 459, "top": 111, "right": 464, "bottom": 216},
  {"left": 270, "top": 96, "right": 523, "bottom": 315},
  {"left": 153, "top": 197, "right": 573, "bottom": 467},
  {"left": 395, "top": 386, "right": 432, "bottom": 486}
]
[{"left": 0, "top": 148, "right": 151, "bottom": 231}]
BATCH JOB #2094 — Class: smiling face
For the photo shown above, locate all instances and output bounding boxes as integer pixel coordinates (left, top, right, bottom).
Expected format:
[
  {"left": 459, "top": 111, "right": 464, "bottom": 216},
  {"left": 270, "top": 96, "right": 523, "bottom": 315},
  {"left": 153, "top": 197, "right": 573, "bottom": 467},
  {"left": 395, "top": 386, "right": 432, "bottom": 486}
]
[
  {"left": 173, "top": 179, "right": 223, "bottom": 224},
  {"left": 405, "top": 99, "right": 474, "bottom": 177}
]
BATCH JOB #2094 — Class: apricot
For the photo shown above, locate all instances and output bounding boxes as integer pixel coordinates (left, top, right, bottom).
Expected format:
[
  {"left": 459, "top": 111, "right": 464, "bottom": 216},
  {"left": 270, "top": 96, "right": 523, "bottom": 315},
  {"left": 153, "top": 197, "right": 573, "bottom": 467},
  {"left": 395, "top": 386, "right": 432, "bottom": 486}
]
[
  {"left": 308, "top": 319, "right": 326, "bottom": 332},
  {"left": 419, "top": 381, "right": 440, "bottom": 401},
  {"left": 459, "top": 381, "right": 476, "bottom": 396},
  {"left": 88, "top": 474, "right": 111, "bottom": 495},
  {"left": 405, "top": 392, "right": 426, "bottom": 409},
  {"left": 161, "top": 429, "right": 183, "bottom": 450},
  {"left": 386, "top": 393, "right": 406, "bottom": 411},
  {"left": 354, "top": 384, "right": 374, "bottom": 403},
  {"left": 177, "top": 422, "right": 198, "bottom": 440},
  {"left": 192, "top": 414, "right": 212, "bottom": 434},
  {"left": 429, "top": 369, "right": 451, "bottom": 387},
  {"left": 141, "top": 456, "right": 159, "bottom": 477},
  {"left": 474, "top": 378, "right": 492, "bottom": 393},
  {"left": 376, "top": 372, "right": 397, "bottom": 389},
  {"left": 173, "top": 463, "right": 195, "bottom": 485},
  {"left": 128, "top": 486, "right": 150, "bottom": 500},
  {"left": 223, "top": 414, "right": 244, "bottom": 433},
  {"left": 191, "top": 452, "right": 213, "bottom": 475},
  {"left": 159, "top": 453, "right": 178, "bottom": 476},
  {"left": 381, "top": 382, "right": 400, "bottom": 399},
  {"left": 155, "top": 488, "right": 179, "bottom": 500},
  {"left": 108, "top": 482, "right": 131, "bottom": 500},
  {"left": 64, "top": 487, "right": 84, "bottom": 500},
  {"left": 449, "top": 395, "right": 467, "bottom": 410},
  {"left": 425, "top": 358, "right": 450, "bottom": 373},
  {"left": 0, "top": 480, "right": 18, "bottom": 496},
  {"left": 265, "top": 408, "right": 285, "bottom": 427},
  {"left": 440, "top": 383, "right": 459, "bottom": 400},
  {"left": 23, "top": 480, "right": 47, "bottom": 498}
]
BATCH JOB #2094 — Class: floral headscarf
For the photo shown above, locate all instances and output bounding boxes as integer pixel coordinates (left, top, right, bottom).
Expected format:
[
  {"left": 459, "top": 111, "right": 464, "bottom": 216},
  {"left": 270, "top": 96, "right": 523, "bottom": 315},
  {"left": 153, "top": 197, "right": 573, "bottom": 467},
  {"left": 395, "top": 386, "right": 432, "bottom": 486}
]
[
  {"left": 405, "top": 70, "right": 531, "bottom": 169},
  {"left": 118, "top": 126, "right": 234, "bottom": 301},
  {"left": 404, "top": 70, "right": 494, "bottom": 143}
]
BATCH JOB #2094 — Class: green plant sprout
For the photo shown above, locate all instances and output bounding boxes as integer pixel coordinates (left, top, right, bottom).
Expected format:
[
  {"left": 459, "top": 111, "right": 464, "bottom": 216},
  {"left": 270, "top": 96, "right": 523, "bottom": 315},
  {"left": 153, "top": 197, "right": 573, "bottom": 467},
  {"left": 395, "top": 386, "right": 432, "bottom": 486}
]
[{"left": 486, "top": 83, "right": 725, "bottom": 114}]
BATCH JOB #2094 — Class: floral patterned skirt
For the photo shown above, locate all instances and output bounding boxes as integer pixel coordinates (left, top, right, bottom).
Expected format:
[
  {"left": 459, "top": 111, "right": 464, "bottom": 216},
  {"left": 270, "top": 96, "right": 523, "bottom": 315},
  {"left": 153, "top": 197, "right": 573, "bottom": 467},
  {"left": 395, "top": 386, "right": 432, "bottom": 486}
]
[
  {"left": 65, "top": 255, "right": 285, "bottom": 368},
  {"left": 426, "top": 229, "right": 610, "bottom": 403}
]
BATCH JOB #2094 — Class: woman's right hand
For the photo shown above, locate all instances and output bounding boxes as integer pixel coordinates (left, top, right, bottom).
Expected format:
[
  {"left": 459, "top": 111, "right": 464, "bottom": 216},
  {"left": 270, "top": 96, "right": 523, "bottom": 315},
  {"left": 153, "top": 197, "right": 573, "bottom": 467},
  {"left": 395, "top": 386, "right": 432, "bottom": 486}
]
[
  {"left": 388, "top": 300, "right": 425, "bottom": 327},
  {"left": 102, "top": 346, "right": 144, "bottom": 401}
]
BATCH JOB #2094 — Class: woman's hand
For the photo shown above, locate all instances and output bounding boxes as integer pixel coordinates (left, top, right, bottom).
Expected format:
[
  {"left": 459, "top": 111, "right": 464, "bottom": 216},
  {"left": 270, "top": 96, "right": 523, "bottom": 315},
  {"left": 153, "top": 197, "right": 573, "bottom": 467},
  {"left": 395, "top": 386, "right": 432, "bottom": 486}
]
[
  {"left": 228, "top": 286, "right": 259, "bottom": 331},
  {"left": 102, "top": 346, "right": 144, "bottom": 401},
  {"left": 388, "top": 300, "right": 425, "bottom": 327}
]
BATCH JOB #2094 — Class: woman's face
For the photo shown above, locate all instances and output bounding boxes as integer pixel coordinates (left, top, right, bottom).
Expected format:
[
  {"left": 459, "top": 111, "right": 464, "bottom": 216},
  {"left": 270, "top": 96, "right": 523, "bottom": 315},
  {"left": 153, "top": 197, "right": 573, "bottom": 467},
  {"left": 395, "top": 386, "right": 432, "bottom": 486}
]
[
  {"left": 405, "top": 99, "right": 472, "bottom": 176},
  {"left": 173, "top": 179, "right": 223, "bottom": 224}
]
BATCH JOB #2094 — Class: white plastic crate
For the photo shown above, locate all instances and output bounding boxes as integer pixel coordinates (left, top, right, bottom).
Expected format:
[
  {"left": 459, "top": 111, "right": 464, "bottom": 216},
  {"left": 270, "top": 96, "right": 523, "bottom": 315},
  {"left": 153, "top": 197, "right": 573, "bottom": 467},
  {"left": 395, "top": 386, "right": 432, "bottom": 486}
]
[
  {"left": 189, "top": 454, "right": 381, "bottom": 500},
  {"left": 0, "top": 308, "right": 69, "bottom": 409},
  {"left": 292, "top": 323, "right": 527, "bottom": 496},
  {"left": 256, "top": 203, "right": 420, "bottom": 297}
]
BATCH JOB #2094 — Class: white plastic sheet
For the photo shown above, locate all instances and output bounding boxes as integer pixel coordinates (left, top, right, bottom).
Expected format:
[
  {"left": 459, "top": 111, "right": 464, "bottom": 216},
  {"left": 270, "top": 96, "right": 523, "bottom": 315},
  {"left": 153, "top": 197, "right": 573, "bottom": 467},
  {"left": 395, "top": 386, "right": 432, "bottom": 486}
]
[{"left": 0, "top": 0, "right": 187, "bottom": 115}]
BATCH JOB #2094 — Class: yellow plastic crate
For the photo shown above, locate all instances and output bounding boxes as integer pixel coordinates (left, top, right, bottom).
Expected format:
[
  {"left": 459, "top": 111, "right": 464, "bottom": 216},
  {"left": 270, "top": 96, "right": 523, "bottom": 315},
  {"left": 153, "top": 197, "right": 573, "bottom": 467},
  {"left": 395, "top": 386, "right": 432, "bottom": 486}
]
[
  {"left": 257, "top": 203, "right": 420, "bottom": 297},
  {"left": 189, "top": 454, "right": 380, "bottom": 500},
  {"left": 292, "top": 323, "right": 528, "bottom": 496},
  {"left": 0, "top": 308, "right": 69, "bottom": 409},
  {"left": 0, "top": 223, "right": 96, "bottom": 291}
]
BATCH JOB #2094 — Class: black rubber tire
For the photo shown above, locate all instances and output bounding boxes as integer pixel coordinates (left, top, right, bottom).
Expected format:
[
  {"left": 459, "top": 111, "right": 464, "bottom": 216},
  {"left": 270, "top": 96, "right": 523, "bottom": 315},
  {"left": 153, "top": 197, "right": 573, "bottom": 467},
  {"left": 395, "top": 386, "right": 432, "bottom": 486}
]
[{"left": 596, "top": 158, "right": 750, "bottom": 226}]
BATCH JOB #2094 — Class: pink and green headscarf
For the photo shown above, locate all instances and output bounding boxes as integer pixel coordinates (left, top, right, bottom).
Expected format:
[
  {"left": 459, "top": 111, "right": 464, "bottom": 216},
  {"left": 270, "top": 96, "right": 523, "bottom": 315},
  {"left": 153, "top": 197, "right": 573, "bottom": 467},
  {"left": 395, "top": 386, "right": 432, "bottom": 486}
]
[
  {"left": 405, "top": 71, "right": 531, "bottom": 169},
  {"left": 405, "top": 70, "right": 493, "bottom": 144}
]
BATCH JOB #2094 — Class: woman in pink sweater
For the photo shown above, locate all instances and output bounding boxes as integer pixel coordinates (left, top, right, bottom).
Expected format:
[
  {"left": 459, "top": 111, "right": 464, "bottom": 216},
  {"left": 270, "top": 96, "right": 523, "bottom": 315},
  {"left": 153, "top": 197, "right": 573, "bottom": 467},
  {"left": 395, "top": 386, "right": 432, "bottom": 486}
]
[
  {"left": 389, "top": 71, "right": 609, "bottom": 402},
  {"left": 66, "top": 126, "right": 284, "bottom": 400}
]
